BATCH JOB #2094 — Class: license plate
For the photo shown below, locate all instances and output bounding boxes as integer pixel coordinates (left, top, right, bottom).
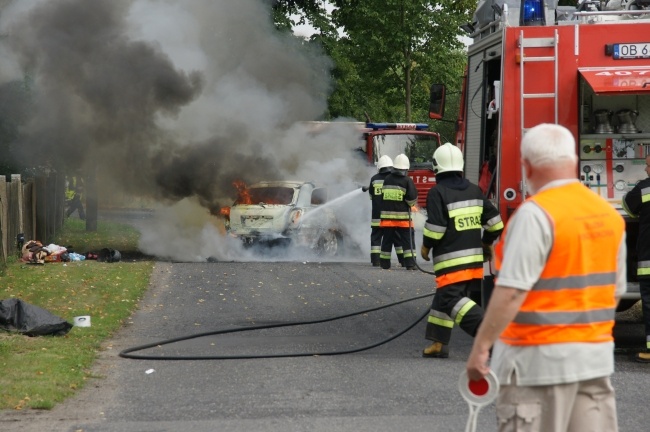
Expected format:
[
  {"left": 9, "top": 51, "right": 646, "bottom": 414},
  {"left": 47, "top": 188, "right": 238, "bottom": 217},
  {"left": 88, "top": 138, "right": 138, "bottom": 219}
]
[{"left": 613, "top": 43, "right": 650, "bottom": 59}]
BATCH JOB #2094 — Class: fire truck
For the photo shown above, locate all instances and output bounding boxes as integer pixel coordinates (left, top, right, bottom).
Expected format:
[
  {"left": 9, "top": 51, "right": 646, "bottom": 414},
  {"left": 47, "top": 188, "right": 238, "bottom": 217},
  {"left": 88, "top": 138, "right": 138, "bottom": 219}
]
[
  {"left": 361, "top": 122, "right": 441, "bottom": 208},
  {"left": 306, "top": 121, "right": 441, "bottom": 207},
  {"left": 430, "top": 0, "right": 650, "bottom": 310}
]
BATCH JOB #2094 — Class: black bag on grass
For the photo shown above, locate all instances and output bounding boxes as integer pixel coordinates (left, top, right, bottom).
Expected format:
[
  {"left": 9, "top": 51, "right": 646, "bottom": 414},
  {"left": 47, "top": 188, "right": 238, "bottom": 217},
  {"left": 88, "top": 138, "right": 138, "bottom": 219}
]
[{"left": 0, "top": 298, "right": 73, "bottom": 336}]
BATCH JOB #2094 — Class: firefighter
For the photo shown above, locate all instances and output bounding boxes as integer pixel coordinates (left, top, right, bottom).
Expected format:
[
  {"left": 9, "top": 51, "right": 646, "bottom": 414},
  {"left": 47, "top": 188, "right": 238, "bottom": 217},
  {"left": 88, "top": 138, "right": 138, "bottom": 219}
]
[
  {"left": 65, "top": 176, "right": 86, "bottom": 220},
  {"left": 420, "top": 143, "right": 504, "bottom": 358},
  {"left": 622, "top": 154, "right": 650, "bottom": 363},
  {"left": 367, "top": 155, "right": 403, "bottom": 266},
  {"left": 379, "top": 154, "right": 417, "bottom": 270}
]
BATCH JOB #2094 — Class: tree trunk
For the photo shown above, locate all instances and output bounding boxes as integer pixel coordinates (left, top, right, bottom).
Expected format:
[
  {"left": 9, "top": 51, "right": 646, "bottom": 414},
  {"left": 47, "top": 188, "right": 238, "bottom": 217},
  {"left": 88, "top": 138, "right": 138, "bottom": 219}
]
[
  {"left": 405, "top": 62, "right": 412, "bottom": 122},
  {"left": 85, "top": 168, "right": 98, "bottom": 232}
]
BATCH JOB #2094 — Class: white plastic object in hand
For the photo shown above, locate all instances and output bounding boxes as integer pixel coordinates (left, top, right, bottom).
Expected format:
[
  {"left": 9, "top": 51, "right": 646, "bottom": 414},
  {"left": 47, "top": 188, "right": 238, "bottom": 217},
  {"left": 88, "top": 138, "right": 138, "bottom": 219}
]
[{"left": 458, "top": 369, "right": 499, "bottom": 432}]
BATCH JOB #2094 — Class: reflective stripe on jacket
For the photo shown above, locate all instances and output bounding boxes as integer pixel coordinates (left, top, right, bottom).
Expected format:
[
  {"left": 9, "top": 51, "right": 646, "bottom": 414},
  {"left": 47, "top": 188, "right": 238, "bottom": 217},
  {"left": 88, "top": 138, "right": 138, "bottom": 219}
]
[
  {"left": 379, "top": 172, "right": 417, "bottom": 228},
  {"left": 623, "top": 178, "right": 650, "bottom": 278},
  {"left": 496, "top": 182, "right": 624, "bottom": 346},
  {"left": 423, "top": 174, "right": 504, "bottom": 288},
  {"left": 368, "top": 171, "right": 391, "bottom": 227}
]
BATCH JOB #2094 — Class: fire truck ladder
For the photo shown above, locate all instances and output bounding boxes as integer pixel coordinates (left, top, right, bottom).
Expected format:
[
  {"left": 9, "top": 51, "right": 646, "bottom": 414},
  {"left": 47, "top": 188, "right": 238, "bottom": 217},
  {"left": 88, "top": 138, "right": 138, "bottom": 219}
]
[
  {"left": 518, "top": 29, "right": 559, "bottom": 197},
  {"left": 519, "top": 29, "right": 559, "bottom": 131}
]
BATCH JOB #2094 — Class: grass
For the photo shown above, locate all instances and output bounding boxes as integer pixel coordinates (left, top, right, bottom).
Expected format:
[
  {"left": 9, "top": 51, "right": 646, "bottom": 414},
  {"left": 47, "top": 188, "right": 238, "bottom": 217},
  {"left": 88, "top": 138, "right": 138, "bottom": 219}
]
[{"left": 0, "top": 217, "right": 154, "bottom": 410}]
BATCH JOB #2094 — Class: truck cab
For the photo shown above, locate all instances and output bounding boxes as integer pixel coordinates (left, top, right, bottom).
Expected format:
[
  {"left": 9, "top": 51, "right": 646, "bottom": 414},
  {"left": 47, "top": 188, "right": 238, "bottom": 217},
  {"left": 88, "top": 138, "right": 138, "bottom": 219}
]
[{"left": 361, "top": 123, "right": 441, "bottom": 208}]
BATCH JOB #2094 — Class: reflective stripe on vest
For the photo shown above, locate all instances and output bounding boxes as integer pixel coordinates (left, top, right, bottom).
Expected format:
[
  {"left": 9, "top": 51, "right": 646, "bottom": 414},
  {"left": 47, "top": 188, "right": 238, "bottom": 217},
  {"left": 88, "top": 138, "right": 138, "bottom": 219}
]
[{"left": 497, "top": 182, "right": 624, "bottom": 346}]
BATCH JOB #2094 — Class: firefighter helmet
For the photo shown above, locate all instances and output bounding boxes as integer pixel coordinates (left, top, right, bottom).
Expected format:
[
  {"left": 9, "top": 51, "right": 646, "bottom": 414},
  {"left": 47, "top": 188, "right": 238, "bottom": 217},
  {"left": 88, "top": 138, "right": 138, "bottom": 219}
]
[
  {"left": 377, "top": 155, "right": 393, "bottom": 171},
  {"left": 393, "top": 154, "right": 410, "bottom": 170},
  {"left": 432, "top": 143, "right": 464, "bottom": 174}
]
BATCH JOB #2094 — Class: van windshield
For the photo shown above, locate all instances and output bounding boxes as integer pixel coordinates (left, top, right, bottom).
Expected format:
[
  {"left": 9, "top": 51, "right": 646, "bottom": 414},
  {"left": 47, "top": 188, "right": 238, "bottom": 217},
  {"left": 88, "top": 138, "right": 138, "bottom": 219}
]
[{"left": 236, "top": 186, "right": 295, "bottom": 205}]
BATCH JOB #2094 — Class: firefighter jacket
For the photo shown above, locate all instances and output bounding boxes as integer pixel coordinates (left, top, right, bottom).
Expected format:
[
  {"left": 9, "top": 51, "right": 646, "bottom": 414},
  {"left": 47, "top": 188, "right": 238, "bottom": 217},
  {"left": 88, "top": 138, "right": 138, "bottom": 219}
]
[
  {"left": 496, "top": 182, "right": 624, "bottom": 346},
  {"left": 623, "top": 177, "right": 650, "bottom": 279},
  {"left": 368, "top": 168, "right": 392, "bottom": 227},
  {"left": 379, "top": 170, "right": 417, "bottom": 228},
  {"left": 423, "top": 172, "right": 503, "bottom": 287}
]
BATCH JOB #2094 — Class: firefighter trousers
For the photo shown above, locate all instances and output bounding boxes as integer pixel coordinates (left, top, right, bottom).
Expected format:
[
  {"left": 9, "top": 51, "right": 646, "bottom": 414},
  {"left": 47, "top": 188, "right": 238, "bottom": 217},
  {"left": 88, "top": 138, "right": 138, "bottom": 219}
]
[
  {"left": 379, "top": 227, "right": 414, "bottom": 269},
  {"left": 640, "top": 278, "right": 650, "bottom": 351},
  {"left": 425, "top": 279, "right": 483, "bottom": 345},
  {"left": 371, "top": 227, "right": 403, "bottom": 265}
]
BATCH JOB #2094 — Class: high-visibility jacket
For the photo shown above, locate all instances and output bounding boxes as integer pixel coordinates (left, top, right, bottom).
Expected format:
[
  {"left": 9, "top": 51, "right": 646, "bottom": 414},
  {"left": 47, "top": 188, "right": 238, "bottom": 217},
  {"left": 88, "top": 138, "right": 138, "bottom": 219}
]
[
  {"left": 423, "top": 172, "right": 504, "bottom": 288},
  {"left": 495, "top": 182, "right": 624, "bottom": 346},
  {"left": 380, "top": 171, "right": 417, "bottom": 228},
  {"left": 623, "top": 177, "right": 650, "bottom": 279},
  {"left": 368, "top": 169, "right": 392, "bottom": 228}
]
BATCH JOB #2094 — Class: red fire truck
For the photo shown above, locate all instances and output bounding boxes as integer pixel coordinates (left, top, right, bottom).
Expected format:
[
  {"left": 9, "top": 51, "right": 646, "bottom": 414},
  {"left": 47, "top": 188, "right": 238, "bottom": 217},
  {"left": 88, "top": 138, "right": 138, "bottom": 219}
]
[
  {"left": 430, "top": 0, "right": 650, "bottom": 309},
  {"left": 361, "top": 122, "right": 441, "bottom": 208},
  {"left": 306, "top": 121, "right": 441, "bottom": 207}
]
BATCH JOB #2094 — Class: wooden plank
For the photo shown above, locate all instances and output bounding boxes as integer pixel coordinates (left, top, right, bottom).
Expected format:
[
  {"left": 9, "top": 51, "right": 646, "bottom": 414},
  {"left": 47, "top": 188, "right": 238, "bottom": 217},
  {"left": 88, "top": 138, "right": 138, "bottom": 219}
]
[
  {"left": 0, "top": 176, "right": 7, "bottom": 261},
  {"left": 8, "top": 174, "right": 23, "bottom": 256},
  {"left": 23, "top": 180, "right": 35, "bottom": 241}
]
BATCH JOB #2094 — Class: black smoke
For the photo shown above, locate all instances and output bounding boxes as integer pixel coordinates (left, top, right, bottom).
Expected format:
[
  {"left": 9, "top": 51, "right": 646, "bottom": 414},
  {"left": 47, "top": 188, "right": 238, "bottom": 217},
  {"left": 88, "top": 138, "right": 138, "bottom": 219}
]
[{"left": 0, "top": 0, "right": 335, "bottom": 211}]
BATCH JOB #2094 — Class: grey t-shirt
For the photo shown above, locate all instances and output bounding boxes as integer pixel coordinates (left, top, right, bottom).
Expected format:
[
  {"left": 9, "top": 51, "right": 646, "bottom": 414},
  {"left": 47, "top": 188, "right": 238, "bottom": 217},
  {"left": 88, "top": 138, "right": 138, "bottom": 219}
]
[{"left": 491, "top": 180, "right": 627, "bottom": 386}]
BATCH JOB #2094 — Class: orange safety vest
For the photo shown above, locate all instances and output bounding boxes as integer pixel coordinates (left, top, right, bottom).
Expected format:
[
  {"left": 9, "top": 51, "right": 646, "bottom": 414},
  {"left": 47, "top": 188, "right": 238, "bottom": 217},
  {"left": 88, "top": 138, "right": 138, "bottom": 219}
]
[{"left": 495, "top": 182, "right": 624, "bottom": 346}]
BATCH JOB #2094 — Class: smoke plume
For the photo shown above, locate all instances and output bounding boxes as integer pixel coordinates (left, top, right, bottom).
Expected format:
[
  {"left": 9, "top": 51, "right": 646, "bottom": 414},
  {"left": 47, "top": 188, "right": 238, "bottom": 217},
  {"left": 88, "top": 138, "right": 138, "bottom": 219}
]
[{"left": 0, "top": 0, "right": 374, "bottom": 261}]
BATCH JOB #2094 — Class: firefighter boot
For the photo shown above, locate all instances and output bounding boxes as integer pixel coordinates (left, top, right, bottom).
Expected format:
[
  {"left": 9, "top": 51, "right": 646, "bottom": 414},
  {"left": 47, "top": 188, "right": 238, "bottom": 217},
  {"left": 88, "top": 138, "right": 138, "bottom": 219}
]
[
  {"left": 635, "top": 352, "right": 650, "bottom": 363},
  {"left": 422, "top": 342, "right": 449, "bottom": 358}
]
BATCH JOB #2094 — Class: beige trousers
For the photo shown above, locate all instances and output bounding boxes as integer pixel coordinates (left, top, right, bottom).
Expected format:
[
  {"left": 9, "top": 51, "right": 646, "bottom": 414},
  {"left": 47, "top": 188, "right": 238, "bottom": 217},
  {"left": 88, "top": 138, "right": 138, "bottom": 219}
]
[{"left": 496, "top": 375, "right": 618, "bottom": 432}]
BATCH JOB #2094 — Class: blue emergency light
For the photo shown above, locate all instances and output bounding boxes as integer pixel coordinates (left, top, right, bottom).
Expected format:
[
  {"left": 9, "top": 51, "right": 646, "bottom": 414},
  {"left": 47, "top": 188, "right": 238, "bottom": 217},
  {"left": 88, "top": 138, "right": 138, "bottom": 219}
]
[
  {"left": 521, "top": 0, "right": 545, "bottom": 26},
  {"left": 366, "top": 123, "right": 429, "bottom": 131}
]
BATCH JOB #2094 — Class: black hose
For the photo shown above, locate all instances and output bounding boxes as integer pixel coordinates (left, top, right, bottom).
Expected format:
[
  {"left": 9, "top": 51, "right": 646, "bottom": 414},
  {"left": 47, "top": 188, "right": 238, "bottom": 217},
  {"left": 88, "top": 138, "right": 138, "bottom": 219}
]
[
  {"left": 119, "top": 202, "right": 436, "bottom": 361},
  {"left": 119, "top": 291, "right": 434, "bottom": 360}
]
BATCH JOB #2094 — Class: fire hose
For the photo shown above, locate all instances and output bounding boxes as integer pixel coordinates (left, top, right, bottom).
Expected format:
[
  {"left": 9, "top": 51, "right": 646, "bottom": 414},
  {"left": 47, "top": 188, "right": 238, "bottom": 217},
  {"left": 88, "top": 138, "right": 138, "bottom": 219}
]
[
  {"left": 120, "top": 192, "right": 437, "bottom": 361},
  {"left": 119, "top": 291, "right": 433, "bottom": 360}
]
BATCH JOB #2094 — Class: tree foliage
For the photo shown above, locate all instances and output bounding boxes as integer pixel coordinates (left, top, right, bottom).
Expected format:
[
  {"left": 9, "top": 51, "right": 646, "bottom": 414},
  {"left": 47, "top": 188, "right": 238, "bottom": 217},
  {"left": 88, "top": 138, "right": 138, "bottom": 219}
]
[{"left": 276, "top": 0, "right": 472, "bottom": 144}]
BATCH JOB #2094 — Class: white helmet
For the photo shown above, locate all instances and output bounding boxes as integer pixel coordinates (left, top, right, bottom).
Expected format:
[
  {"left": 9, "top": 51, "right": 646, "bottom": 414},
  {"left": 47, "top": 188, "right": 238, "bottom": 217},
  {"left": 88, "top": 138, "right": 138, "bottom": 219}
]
[
  {"left": 433, "top": 143, "right": 464, "bottom": 174},
  {"left": 376, "top": 155, "right": 393, "bottom": 171},
  {"left": 393, "top": 154, "right": 410, "bottom": 170}
]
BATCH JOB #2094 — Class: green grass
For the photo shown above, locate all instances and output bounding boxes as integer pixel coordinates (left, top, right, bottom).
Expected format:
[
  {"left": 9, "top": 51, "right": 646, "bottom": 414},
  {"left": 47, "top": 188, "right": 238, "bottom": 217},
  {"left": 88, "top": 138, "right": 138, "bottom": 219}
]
[{"left": 0, "top": 217, "right": 154, "bottom": 410}]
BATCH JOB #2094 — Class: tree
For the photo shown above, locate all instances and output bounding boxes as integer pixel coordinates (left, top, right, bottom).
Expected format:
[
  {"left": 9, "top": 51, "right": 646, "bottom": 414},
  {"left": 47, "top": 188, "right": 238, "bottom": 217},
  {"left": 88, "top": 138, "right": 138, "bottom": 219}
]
[
  {"left": 327, "top": 0, "right": 473, "bottom": 123},
  {"left": 271, "top": 0, "right": 333, "bottom": 33}
]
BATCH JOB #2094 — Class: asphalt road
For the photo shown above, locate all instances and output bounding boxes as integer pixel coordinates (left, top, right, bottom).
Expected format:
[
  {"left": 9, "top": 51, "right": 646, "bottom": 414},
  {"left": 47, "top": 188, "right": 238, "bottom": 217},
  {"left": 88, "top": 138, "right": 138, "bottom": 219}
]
[{"left": 1, "top": 259, "right": 647, "bottom": 432}]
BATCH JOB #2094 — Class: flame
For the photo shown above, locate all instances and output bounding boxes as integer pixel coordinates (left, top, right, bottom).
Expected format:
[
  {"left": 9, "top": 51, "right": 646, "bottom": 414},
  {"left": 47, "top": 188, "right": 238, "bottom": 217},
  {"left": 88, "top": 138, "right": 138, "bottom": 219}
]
[
  {"left": 234, "top": 180, "right": 252, "bottom": 204},
  {"left": 219, "top": 206, "right": 231, "bottom": 219}
]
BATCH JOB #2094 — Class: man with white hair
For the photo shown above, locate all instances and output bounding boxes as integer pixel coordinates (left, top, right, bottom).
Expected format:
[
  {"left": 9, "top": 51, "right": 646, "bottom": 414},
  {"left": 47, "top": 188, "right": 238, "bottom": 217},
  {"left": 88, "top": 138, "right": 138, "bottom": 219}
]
[{"left": 466, "top": 124, "right": 626, "bottom": 431}]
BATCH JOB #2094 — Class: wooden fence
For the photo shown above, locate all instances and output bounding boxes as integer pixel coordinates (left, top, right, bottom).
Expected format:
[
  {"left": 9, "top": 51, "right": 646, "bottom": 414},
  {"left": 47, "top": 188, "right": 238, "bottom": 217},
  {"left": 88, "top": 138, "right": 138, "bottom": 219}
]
[{"left": 0, "top": 174, "right": 66, "bottom": 262}]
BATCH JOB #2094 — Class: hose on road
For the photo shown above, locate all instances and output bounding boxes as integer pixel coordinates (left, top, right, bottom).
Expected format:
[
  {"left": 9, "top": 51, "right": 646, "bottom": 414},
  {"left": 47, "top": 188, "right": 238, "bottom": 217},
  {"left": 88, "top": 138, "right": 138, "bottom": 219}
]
[{"left": 119, "top": 291, "right": 434, "bottom": 360}]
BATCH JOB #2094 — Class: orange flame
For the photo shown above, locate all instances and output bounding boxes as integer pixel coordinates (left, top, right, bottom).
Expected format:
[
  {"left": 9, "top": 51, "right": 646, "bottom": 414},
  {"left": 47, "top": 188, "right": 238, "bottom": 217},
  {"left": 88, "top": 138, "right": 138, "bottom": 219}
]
[
  {"left": 219, "top": 206, "right": 231, "bottom": 219},
  {"left": 234, "top": 180, "right": 252, "bottom": 204}
]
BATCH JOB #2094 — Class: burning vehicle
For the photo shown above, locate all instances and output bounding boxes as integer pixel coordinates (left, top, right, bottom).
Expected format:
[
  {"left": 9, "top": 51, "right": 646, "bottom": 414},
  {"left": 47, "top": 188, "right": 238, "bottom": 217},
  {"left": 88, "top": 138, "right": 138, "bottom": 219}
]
[{"left": 221, "top": 181, "right": 345, "bottom": 257}]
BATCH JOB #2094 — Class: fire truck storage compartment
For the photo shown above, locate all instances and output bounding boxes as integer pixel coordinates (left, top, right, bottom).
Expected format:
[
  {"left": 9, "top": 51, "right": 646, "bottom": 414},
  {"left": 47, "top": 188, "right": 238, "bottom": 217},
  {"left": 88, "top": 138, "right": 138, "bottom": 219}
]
[
  {"left": 578, "top": 70, "right": 649, "bottom": 286},
  {"left": 578, "top": 72, "right": 650, "bottom": 209}
]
